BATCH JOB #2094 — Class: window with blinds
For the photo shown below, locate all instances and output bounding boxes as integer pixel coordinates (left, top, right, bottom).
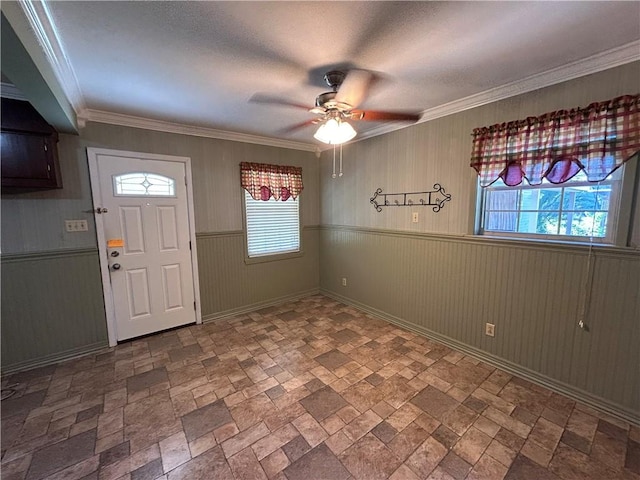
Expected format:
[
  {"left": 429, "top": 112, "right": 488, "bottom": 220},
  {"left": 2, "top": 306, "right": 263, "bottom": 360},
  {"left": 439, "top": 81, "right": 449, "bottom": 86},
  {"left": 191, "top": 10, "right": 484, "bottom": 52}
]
[{"left": 244, "top": 190, "right": 300, "bottom": 257}]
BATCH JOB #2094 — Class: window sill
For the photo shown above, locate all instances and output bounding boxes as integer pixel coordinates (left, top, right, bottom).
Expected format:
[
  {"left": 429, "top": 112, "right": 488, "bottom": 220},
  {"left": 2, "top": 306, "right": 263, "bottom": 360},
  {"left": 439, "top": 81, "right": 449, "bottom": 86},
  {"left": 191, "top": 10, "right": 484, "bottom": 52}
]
[
  {"left": 244, "top": 250, "right": 304, "bottom": 265},
  {"left": 473, "top": 234, "right": 640, "bottom": 256},
  {"left": 478, "top": 233, "right": 613, "bottom": 248}
]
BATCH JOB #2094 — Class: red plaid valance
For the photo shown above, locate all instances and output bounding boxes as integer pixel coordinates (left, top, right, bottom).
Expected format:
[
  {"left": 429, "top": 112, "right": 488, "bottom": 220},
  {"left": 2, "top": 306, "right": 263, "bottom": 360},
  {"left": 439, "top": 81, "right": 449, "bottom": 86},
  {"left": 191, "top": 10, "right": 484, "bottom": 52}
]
[
  {"left": 470, "top": 94, "right": 640, "bottom": 187},
  {"left": 240, "top": 162, "right": 303, "bottom": 201}
]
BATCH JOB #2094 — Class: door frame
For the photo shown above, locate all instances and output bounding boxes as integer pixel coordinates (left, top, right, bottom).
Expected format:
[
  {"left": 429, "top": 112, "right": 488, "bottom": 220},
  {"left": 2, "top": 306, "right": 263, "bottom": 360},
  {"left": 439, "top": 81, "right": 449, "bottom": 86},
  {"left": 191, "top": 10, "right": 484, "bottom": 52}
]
[{"left": 87, "top": 147, "right": 202, "bottom": 346}]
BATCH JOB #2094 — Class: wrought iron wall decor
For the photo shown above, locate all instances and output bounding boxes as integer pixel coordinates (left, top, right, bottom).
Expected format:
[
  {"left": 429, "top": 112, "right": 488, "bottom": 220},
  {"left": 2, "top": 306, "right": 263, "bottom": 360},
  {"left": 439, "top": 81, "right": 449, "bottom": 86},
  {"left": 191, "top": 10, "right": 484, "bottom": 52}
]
[{"left": 370, "top": 184, "right": 452, "bottom": 213}]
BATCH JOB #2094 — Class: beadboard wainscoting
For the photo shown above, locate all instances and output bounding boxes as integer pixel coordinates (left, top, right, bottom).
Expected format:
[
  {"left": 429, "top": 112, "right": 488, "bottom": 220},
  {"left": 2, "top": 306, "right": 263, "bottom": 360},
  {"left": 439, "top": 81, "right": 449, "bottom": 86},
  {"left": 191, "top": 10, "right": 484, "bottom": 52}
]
[
  {"left": 1, "top": 249, "right": 108, "bottom": 373},
  {"left": 0, "top": 229, "right": 320, "bottom": 373},
  {"left": 197, "top": 227, "right": 320, "bottom": 321},
  {"left": 319, "top": 226, "right": 640, "bottom": 424}
]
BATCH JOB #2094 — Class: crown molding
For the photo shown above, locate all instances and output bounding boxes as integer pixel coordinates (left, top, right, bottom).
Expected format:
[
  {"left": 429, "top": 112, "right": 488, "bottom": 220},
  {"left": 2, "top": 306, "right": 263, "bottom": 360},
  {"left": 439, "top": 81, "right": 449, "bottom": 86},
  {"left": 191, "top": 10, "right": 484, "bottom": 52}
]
[
  {"left": 81, "top": 109, "right": 318, "bottom": 152},
  {"left": 0, "top": 82, "right": 27, "bottom": 101},
  {"left": 342, "top": 41, "right": 640, "bottom": 149},
  {"left": 18, "top": 0, "right": 85, "bottom": 113}
]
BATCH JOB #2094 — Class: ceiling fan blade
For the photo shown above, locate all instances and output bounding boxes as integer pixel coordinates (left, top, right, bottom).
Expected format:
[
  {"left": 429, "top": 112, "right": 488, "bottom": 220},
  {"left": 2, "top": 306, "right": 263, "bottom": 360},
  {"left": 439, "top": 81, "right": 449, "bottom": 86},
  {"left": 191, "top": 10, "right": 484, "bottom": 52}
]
[
  {"left": 334, "top": 69, "right": 375, "bottom": 109},
  {"left": 352, "top": 110, "right": 421, "bottom": 122},
  {"left": 278, "top": 119, "right": 318, "bottom": 135},
  {"left": 250, "top": 93, "right": 312, "bottom": 111}
]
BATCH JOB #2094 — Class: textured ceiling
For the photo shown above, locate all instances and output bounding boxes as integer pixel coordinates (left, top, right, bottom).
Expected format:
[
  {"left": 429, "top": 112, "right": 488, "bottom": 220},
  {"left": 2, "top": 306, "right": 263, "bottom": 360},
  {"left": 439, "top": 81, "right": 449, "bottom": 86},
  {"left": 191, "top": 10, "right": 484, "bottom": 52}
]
[{"left": 45, "top": 1, "right": 640, "bottom": 145}]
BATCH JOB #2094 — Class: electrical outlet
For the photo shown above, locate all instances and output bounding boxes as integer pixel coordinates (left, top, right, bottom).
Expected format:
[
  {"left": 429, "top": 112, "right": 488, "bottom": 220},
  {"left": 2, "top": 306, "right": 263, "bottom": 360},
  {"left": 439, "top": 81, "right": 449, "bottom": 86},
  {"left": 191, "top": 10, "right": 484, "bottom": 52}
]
[
  {"left": 65, "top": 220, "right": 89, "bottom": 232},
  {"left": 485, "top": 323, "right": 495, "bottom": 337},
  {"left": 412, "top": 212, "right": 419, "bottom": 223},
  {"left": 341, "top": 277, "right": 347, "bottom": 287}
]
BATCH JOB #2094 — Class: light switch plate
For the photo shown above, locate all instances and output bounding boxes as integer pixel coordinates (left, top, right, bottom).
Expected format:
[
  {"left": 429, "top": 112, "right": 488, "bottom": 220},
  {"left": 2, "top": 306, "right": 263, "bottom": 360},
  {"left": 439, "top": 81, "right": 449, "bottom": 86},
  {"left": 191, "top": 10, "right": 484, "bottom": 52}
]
[{"left": 65, "top": 220, "right": 88, "bottom": 232}]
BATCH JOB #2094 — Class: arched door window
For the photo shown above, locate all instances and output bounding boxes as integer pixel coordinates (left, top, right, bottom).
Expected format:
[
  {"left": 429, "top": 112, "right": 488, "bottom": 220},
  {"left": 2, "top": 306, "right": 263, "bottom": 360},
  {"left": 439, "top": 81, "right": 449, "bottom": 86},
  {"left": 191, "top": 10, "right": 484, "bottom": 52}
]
[{"left": 113, "top": 173, "right": 176, "bottom": 196}]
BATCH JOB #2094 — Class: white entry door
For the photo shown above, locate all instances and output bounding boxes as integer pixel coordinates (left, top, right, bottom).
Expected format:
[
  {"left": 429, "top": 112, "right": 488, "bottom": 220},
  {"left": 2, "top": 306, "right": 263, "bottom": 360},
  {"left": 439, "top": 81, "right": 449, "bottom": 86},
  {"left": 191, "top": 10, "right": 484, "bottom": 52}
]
[{"left": 89, "top": 149, "right": 199, "bottom": 343}]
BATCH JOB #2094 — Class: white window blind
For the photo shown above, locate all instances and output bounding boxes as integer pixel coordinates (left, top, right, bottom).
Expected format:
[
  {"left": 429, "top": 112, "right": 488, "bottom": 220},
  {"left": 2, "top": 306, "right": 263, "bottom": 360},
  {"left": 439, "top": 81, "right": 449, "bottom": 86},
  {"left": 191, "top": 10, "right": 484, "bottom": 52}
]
[{"left": 245, "top": 190, "right": 300, "bottom": 257}]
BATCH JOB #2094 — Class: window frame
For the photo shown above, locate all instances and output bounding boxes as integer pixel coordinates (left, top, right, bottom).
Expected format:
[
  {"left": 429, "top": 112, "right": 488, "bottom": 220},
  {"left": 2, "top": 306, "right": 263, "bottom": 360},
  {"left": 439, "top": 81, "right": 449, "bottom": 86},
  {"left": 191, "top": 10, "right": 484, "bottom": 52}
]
[
  {"left": 475, "top": 159, "right": 638, "bottom": 247},
  {"left": 242, "top": 189, "right": 303, "bottom": 264}
]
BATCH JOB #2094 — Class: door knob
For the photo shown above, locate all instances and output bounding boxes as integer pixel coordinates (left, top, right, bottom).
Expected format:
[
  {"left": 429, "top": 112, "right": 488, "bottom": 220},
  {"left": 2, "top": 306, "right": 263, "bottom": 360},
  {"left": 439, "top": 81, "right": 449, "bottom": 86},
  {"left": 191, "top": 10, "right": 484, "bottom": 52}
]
[{"left": 112, "top": 263, "right": 121, "bottom": 270}]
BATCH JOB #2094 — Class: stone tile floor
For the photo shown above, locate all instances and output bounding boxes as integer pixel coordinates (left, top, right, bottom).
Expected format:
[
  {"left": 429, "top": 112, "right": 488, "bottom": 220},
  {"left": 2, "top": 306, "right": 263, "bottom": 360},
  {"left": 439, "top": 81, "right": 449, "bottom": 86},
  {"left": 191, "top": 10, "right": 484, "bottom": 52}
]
[{"left": 2, "top": 295, "right": 638, "bottom": 480}]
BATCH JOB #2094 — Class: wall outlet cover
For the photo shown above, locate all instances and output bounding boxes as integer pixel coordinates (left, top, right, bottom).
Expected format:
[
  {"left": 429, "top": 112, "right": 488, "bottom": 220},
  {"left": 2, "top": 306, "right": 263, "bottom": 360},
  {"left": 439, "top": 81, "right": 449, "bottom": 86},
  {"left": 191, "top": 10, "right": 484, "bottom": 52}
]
[{"left": 485, "top": 323, "right": 495, "bottom": 337}]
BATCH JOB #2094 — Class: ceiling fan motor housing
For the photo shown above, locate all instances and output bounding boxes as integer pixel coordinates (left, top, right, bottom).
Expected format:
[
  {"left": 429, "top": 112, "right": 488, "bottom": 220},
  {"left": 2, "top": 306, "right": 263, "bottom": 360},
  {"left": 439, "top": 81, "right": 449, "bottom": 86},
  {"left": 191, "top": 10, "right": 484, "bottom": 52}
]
[
  {"left": 316, "top": 91, "right": 337, "bottom": 107},
  {"left": 315, "top": 92, "right": 353, "bottom": 112},
  {"left": 317, "top": 70, "right": 352, "bottom": 111},
  {"left": 324, "top": 70, "right": 346, "bottom": 90}
]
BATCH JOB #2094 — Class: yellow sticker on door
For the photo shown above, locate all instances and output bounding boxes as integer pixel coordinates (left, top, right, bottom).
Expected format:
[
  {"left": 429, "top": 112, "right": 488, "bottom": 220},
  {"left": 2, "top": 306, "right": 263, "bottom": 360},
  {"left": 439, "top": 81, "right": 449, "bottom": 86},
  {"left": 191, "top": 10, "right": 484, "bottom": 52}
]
[{"left": 107, "top": 239, "right": 124, "bottom": 247}]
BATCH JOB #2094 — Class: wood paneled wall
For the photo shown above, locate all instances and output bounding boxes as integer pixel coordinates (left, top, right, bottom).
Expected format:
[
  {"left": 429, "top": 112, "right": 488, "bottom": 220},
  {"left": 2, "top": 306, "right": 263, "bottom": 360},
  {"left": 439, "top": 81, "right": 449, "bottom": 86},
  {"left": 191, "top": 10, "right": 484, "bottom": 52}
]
[
  {"left": 319, "top": 63, "right": 640, "bottom": 422},
  {"left": 320, "top": 62, "right": 640, "bottom": 237},
  {"left": 1, "top": 122, "right": 320, "bottom": 254},
  {"left": 1, "top": 123, "right": 321, "bottom": 371},
  {"left": 319, "top": 227, "right": 639, "bottom": 422},
  {"left": 197, "top": 228, "right": 320, "bottom": 319},
  {"left": 1, "top": 249, "right": 108, "bottom": 372}
]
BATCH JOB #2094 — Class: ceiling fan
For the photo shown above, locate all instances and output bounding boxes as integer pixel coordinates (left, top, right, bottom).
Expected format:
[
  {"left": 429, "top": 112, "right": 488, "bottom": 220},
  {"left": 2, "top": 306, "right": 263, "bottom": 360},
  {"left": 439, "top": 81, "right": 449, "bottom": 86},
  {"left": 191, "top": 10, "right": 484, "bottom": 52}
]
[{"left": 251, "top": 69, "right": 421, "bottom": 144}]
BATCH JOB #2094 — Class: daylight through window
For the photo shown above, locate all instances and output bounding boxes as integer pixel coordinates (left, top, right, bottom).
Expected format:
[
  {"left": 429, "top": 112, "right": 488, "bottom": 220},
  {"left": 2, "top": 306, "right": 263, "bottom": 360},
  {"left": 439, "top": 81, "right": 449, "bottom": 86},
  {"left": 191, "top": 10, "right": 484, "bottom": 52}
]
[
  {"left": 479, "top": 170, "right": 621, "bottom": 242},
  {"left": 472, "top": 95, "right": 639, "bottom": 245},
  {"left": 114, "top": 173, "right": 175, "bottom": 196}
]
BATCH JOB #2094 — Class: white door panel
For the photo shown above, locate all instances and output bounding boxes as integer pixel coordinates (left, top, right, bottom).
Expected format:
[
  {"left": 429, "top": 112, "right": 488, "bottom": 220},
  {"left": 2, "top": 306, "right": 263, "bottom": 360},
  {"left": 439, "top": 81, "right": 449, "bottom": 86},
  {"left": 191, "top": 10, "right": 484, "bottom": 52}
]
[
  {"left": 162, "top": 264, "right": 184, "bottom": 310},
  {"left": 126, "top": 268, "right": 151, "bottom": 318},
  {"left": 157, "top": 206, "right": 179, "bottom": 251},
  {"left": 94, "top": 155, "right": 196, "bottom": 341},
  {"left": 120, "top": 206, "right": 146, "bottom": 254}
]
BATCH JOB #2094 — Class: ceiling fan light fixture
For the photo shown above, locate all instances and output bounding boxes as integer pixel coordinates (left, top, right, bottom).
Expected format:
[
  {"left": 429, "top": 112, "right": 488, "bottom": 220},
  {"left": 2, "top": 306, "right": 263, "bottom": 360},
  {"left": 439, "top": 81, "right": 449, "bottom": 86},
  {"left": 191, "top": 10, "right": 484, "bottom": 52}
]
[{"left": 314, "top": 118, "right": 356, "bottom": 145}]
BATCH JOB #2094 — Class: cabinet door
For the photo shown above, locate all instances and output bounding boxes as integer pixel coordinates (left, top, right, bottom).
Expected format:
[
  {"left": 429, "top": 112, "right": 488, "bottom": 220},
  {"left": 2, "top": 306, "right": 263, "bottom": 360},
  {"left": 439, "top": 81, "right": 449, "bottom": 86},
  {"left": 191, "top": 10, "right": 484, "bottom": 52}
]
[{"left": 1, "top": 132, "right": 62, "bottom": 188}]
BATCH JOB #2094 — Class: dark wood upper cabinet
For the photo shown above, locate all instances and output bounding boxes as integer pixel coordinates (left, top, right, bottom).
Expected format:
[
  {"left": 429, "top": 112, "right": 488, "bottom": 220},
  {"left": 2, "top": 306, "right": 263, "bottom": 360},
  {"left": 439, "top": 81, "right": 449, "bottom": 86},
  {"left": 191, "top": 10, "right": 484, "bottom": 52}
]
[{"left": 1, "top": 97, "right": 62, "bottom": 189}]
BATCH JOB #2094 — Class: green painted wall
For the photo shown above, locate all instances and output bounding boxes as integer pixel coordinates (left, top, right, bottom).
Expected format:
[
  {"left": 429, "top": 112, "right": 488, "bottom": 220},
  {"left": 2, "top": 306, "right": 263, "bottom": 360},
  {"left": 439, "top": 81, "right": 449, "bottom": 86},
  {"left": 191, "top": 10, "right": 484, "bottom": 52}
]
[
  {"left": 1, "top": 123, "right": 320, "bottom": 371},
  {"left": 318, "top": 63, "right": 640, "bottom": 422},
  {"left": 2, "top": 48, "right": 638, "bottom": 430},
  {"left": 1, "top": 123, "right": 320, "bottom": 254},
  {"left": 1, "top": 249, "right": 108, "bottom": 371},
  {"left": 197, "top": 229, "right": 320, "bottom": 319},
  {"left": 319, "top": 227, "right": 640, "bottom": 422}
]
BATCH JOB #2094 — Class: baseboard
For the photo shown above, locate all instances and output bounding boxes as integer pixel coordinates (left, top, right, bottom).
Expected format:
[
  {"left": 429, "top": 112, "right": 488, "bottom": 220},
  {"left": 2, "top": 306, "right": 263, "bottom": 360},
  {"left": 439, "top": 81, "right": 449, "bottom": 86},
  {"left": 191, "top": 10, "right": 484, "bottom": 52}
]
[
  {"left": 321, "top": 289, "right": 640, "bottom": 426},
  {"left": 1, "top": 341, "right": 110, "bottom": 377},
  {"left": 202, "top": 288, "right": 321, "bottom": 323}
]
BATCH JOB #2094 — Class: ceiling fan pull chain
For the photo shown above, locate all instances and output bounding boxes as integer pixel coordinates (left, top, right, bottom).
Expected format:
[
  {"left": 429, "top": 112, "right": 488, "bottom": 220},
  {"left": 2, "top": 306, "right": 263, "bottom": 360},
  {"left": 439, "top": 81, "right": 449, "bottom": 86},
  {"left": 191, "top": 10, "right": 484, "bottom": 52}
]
[
  {"left": 332, "top": 144, "right": 337, "bottom": 178},
  {"left": 339, "top": 144, "right": 343, "bottom": 177}
]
